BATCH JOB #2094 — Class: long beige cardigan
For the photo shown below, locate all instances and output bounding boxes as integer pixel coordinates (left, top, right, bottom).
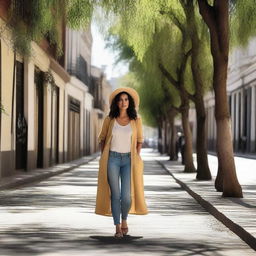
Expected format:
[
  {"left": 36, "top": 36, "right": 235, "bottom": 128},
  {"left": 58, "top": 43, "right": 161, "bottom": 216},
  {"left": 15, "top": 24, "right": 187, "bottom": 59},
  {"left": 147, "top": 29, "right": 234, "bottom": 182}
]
[{"left": 95, "top": 116, "right": 148, "bottom": 216}]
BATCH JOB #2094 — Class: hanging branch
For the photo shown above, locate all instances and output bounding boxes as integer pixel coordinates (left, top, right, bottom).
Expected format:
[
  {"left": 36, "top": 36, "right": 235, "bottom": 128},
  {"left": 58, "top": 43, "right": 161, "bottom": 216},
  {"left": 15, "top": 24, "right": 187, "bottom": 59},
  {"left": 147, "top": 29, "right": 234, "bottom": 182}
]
[
  {"left": 158, "top": 63, "right": 179, "bottom": 90},
  {"left": 160, "top": 10, "right": 186, "bottom": 35}
]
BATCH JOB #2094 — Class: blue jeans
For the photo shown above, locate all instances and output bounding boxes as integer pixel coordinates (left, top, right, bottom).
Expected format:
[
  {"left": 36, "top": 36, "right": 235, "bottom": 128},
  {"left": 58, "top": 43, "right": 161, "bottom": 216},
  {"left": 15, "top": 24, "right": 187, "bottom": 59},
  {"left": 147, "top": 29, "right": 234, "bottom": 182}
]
[{"left": 107, "top": 150, "right": 131, "bottom": 225}]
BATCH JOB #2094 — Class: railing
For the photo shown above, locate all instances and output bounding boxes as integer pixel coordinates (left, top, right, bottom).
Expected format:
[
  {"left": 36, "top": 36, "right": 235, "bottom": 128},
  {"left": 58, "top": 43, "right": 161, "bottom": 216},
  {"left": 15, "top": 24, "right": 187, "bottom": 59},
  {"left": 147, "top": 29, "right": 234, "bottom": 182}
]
[{"left": 68, "top": 55, "right": 90, "bottom": 87}]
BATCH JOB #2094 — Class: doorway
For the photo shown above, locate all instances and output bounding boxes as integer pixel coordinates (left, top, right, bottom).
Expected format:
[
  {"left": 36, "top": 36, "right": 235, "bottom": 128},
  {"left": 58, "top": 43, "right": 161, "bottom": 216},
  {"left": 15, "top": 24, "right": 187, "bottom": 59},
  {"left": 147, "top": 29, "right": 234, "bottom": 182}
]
[{"left": 15, "top": 61, "right": 27, "bottom": 170}]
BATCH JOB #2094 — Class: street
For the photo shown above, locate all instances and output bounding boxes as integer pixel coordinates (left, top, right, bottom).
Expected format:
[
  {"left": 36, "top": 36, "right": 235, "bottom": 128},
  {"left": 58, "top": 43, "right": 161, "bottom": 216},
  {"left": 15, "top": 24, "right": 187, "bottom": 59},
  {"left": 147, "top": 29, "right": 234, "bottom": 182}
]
[
  {"left": 1, "top": 2, "right": 256, "bottom": 255},
  {"left": 0, "top": 149, "right": 254, "bottom": 256}
]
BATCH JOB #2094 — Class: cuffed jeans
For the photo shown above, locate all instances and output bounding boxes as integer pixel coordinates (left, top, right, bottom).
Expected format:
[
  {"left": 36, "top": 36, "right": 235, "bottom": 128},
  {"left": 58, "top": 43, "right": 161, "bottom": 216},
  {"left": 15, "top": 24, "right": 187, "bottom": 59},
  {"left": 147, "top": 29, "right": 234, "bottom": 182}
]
[{"left": 107, "top": 150, "right": 131, "bottom": 225}]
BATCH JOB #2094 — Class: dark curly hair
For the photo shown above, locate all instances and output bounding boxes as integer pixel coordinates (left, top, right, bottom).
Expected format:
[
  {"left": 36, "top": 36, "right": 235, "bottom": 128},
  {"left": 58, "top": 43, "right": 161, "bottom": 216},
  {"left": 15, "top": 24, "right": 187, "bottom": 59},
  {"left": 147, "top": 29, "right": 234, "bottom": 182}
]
[{"left": 109, "top": 92, "right": 137, "bottom": 120}]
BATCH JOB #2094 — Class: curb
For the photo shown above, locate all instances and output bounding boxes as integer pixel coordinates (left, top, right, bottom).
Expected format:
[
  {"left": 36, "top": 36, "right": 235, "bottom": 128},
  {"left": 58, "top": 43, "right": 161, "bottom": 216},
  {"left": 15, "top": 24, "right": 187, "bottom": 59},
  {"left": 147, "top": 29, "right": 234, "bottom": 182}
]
[
  {"left": 157, "top": 160, "right": 256, "bottom": 252},
  {"left": 208, "top": 151, "right": 256, "bottom": 160},
  {"left": 0, "top": 154, "right": 100, "bottom": 190}
]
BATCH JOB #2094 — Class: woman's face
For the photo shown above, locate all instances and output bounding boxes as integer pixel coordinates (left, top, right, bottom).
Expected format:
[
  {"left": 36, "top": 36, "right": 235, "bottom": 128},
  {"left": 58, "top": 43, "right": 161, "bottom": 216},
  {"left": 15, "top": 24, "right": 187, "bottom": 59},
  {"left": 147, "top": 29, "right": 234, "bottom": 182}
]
[{"left": 117, "top": 93, "right": 129, "bottom": 111}]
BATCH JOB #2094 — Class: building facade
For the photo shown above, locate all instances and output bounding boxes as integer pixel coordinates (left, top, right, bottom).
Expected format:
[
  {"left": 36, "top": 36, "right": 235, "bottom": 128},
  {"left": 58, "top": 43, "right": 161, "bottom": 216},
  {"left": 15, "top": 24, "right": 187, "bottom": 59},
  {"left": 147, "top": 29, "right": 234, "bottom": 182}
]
[
  {"left": 205, "top": 39, "right": 256, "bottom": 155},
  {"left": 90, "top": 66, "right": 112, "bottom": 152},
  {"left": 0, "top": 1, "right": 71, "bottom": 177},
  {"left": 0, "top": 2, "right": 110, "bottom": 179},
  {"left": 65, "top": 27, "right": 94, "bottom": 159}
]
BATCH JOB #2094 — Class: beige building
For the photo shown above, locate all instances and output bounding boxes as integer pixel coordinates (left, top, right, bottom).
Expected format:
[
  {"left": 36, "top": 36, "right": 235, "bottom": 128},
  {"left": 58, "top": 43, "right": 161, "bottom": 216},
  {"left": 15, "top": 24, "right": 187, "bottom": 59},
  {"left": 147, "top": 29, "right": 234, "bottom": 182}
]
[
  {"left": 0, "top": 1, "right": 74, "bottom": 178},
  {"left": 0, "top": 2, "right": 109, "bottom": 179},
  {"left": 0, "top": 25, "right": 69, "bottom": 177},
  {"left": 182, "top": 38, "right": 256, "bottom": 155},
  {"left": 90, "top": 66, "right": 112, "bottom": 152},
  {"left": 65, "top": 27, "right": 94, "bottom": 159},
  {"left": 205, "top": 38, "right": 256, "bottom": 154}
]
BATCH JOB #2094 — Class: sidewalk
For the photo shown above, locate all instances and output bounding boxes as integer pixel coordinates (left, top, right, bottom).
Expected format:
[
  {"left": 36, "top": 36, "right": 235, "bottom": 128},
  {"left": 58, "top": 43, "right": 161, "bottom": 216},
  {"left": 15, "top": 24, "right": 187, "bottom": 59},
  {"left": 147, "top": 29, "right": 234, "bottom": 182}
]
[
  {"left": 0, "top": 148, "right": 254, "bottom": 255},
  {"left": 1, "top": 149, "right": 256, "bottom": 253},
  {"left": 158, "top": 153, "right": 256, "bottom": 251},
  {"left": 0, "top": 152, "right": 100, "bottom": 190}
]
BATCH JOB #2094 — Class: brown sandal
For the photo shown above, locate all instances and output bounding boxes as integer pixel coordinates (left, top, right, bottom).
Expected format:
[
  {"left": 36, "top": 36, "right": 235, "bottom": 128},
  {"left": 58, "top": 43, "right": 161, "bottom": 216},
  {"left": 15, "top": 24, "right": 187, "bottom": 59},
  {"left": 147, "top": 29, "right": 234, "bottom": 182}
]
[{"left": 121, "top": 227, "right": 128, "bottom": 236}]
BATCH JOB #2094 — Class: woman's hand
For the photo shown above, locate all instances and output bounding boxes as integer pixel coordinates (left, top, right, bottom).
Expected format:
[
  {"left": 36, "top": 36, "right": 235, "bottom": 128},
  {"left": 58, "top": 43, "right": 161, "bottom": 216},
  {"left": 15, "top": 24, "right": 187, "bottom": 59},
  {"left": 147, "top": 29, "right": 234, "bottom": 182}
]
[
  {"left": 136, "top": 142, "right": 142, "bottom": 155},
  {"left": 100, "top": 141, "right": 105, "bottom": 153}
]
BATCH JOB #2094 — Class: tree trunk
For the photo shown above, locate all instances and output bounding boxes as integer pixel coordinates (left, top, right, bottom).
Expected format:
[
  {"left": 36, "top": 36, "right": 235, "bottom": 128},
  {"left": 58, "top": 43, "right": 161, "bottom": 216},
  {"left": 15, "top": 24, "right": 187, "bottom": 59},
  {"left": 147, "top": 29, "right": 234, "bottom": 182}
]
[
  {"left": 215, "top": 160, "right": 223, "bottom": 191},
  {"left": 158, "top": 123, "right": 163, "bottom": 154},
  {"left": 168, "top": 112, "right": 178, "bottom": 160},
  {"left": 214, "top": 66, "right": 242, "bottom": 196},
  {"left": 182, "top": 0, "right": 212, "bottom": 180},
  {"left": 158, "top": 35, "right": 195, "bottom": 172},
  {"left": 164, "top": 118, "right": 168, "bottom": 154},
  {"left": 197, "top": 0, "right": 242, "bottom": 197},
  {"left": 195, "top": 99, "right": 212, "bottom": 180},
  {"left": 181, "top": 105, "right": 196, "bottom": 173}
]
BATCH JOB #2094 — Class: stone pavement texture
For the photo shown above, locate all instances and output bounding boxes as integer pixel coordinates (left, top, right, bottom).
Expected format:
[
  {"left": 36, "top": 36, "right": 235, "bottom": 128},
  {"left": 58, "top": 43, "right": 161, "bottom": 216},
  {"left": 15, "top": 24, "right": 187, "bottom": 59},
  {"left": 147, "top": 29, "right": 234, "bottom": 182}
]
[
  {"left": 0, "top": 152, "right": 100, "bottom": 190},
  {"left": 0, "top": 148, "right": 255, "bottom": 255},
  {"left": 159, "top": 152, "right": 256, "bottom": 252}
]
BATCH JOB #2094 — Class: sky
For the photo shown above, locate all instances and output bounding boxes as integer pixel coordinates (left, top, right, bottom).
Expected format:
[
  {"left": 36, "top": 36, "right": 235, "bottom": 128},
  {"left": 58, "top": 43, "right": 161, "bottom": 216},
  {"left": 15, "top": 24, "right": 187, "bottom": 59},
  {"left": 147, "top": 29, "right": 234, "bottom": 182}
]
[{"left": 91, "top": 23, "right": 128, "bottom": 80}]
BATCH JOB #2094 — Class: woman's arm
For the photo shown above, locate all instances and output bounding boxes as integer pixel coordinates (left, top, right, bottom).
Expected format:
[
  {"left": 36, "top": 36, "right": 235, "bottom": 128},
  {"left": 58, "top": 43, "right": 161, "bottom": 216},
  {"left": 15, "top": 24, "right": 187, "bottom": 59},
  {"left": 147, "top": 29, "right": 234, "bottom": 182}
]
[
  {"left": 137, "top": 142, "right": 142, "bottom": 154},
  {"left": 100, "top": 140, "right": 105, "bottom": 153}
]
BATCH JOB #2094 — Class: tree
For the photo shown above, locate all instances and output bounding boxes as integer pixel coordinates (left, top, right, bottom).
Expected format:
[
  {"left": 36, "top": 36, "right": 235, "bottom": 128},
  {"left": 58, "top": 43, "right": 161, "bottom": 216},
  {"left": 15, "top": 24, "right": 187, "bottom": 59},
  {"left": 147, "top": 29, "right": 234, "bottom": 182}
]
[
  {"left": 2, "top": 0, "right": 93, "bottom": 57},
  {"left": 101, "top": 0, "right": 217, "bottom": 177},
  {"left": 160, "top": 2, "right": 212, "bottom": 176},
  {"left": 108, "top": 17, "right": 196, "bottom": 172},
  {"left": 179, "top": 0, "right": 212, "bottom": 179},
  {"left": 102, "top": 0, "right": 244, "bottom": 195},
  {"left": 107, "top": 30, "right": 181, "bottom": 157},
  {"left": 160, "top": 79, "right": 179, "bottom": 160},
  {"left": 197, "top": 0, "right": 243, "bottom": 197}
]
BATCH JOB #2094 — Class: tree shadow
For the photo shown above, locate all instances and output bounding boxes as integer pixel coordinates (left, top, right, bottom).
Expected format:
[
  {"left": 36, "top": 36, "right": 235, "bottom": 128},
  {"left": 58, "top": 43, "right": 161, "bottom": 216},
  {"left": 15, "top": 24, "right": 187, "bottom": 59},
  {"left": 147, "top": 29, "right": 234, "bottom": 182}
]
[
  {"left": 0, "top": 225, "right": 241, "bottom": 256},
  {"left": 0, "top": 151, "right": 253, "bottom": 255},
  {"left": 227, "top": 195, "right": 256, "bottom": 208}
]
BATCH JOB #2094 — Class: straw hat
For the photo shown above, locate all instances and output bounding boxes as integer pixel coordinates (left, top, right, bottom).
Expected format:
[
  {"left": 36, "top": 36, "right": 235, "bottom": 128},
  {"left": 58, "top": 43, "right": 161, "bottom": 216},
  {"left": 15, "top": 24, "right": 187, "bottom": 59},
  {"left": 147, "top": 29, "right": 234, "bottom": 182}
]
[{"left": 109, "top": 87, "right": 140, "bottom": 109}]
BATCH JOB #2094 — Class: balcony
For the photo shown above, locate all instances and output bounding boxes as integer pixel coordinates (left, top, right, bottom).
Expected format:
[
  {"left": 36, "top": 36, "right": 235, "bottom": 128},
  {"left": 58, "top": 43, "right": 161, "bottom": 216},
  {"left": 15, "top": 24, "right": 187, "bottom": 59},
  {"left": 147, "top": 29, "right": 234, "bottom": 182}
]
[{"left": 68, "top": 55, "right": 90, "bottom": 87}]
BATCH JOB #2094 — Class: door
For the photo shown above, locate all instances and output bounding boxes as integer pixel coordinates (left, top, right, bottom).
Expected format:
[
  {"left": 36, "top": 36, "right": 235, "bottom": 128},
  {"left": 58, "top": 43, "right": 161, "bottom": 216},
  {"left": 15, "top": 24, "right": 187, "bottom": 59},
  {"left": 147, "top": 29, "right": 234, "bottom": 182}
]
[
  {"left": 15, "top": 61, "right": 27, "bottom": 170},
  {"left": 34, "top": 69, "right": 44, "bottom": 168},
  {"left": 68, "top": 97, "right": 80, "bottom": 161}
]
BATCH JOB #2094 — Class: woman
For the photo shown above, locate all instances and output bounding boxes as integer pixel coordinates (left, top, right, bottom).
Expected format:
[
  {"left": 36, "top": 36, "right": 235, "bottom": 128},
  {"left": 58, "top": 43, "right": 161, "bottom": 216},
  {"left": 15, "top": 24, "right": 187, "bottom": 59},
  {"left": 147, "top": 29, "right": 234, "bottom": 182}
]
[{"left": 95, "top": 87, "right": 148, "bottom": 239}]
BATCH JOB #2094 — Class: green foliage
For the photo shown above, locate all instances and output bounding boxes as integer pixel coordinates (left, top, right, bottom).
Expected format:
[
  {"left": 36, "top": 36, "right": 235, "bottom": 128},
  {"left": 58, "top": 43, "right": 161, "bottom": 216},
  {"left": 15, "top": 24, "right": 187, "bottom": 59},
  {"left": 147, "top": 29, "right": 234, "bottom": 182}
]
[
  {"left": 184, "top": 57, "right": 194, "bottom": 94},
  {"left": 135, "top": 72, "right": 166, "bottom": 127},
  {"left": 230, "top": 0, "right": 256, "bottom": 48},
  {"left": 100, "top": 0, "right": 182, "bottom": 61},
  {"left": 106, "top": 24, "right": 181, "bottom": 126},
  {"left": 118, "top": 72, "right": 161, "bottom": 126},
  {"left": 4, "top": 0, "right": 93, "bottom": 57},
  {"left": 11, "top": 27, "right": 32, "bottom": 57},
  {"left": 0, "top": 103, "right": 8, "bottom": 115},
  {"left": 105, "top": 33, "right": 135, "bottom": 64},
  {"left": 67, "top": 0, "right": 93, "bottom": 29},
  {"left": 103, "top": 1, "right": 201, "bottom": 124},
  {"left": 197, "top": 37, "right": 213, "bottom": 93}
]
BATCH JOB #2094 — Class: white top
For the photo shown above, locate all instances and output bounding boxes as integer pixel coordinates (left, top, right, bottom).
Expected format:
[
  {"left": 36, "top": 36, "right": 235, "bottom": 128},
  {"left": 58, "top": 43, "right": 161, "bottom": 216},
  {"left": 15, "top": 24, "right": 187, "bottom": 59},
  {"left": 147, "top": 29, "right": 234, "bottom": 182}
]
[{"left": 110, "top": 119, "right": 132, "bottom": 153}]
